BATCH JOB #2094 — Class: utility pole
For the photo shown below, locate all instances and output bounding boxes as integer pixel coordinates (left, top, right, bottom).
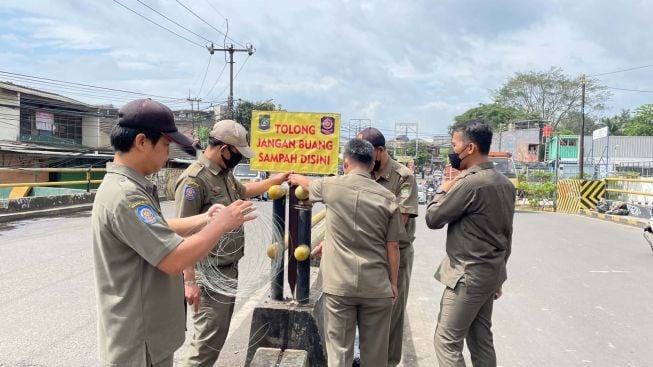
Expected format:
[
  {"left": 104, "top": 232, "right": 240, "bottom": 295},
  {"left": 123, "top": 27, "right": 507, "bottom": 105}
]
[
  {"left": 207, "top": 43, "right": 255, "bottom": 119},
  {"left": 579, "top": 74, "right": 586, "bottom": 178},
  {"left": 348, "top": 119, "right": 371, "bottom": 139},
  {"left": 187, "top": 94, "right": 202, "bottom": 136},
  {"left": 395, "top": 122, "right": 418, "bottom": 163}
]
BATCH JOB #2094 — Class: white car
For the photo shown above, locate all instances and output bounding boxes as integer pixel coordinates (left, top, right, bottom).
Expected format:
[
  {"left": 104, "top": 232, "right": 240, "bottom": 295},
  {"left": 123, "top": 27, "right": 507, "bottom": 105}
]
[{"left": 233, "top": 164, "right": 269, "bottom": 201}]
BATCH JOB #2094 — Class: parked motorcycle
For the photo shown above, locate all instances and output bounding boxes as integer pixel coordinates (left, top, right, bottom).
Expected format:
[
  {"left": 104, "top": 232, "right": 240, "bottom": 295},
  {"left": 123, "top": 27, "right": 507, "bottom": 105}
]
[{"left": 426, "top": 187, "right": 435, "bottom": 203}]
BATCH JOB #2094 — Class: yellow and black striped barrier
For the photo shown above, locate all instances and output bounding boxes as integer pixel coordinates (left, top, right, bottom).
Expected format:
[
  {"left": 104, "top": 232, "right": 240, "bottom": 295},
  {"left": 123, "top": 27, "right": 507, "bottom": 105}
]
[
  {"left": 556, "top": 180, "right": 582, "bottom": 213},
  {"left": 557, "top": 180, "right": 607, "bottom": 213},
  {"left": 580, "top": 180, "right": 606, "bottom": 210}
]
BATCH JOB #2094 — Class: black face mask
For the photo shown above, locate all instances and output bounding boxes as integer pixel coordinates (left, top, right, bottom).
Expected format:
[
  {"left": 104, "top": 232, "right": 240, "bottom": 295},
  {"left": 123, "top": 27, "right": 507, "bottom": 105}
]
[
  {"left": 222, "top": 147, "right": 243, "bottom": 169},
  {"left": 372, "top": 160, "right": 381, "bottom": 172},
  {"left": 448, "top": 146, "right": 469, "bottom": 170}
]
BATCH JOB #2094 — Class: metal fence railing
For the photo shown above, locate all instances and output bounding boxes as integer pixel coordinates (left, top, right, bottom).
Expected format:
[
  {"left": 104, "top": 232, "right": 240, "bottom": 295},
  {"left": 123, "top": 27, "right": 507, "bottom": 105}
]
[
  {"left": 614, "top": 161, "right": 653, "bottom": 178},
  {"left": 0, "top": 168, "right": 106, "bottom": 193}
]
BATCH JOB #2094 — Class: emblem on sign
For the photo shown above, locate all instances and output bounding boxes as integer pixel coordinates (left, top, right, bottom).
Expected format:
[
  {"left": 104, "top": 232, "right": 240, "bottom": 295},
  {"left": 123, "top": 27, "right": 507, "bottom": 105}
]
[
  {"left": 321, "top": 116, "right": 335, "bottom": 135},
  {"left": 259, "top": 115, "right": 271, "bottom": 131},
  {"left": 136, "top": 204, "right": 158, "bottom": 224}
]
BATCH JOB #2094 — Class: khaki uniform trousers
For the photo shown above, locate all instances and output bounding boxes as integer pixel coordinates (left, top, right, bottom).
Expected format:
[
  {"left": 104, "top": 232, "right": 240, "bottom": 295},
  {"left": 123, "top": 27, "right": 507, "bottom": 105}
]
[
  {"left": 324, "top": 293, "right": 393, "bottom": 367},
  {"left": 434, "top": 282, "right": 497, "bottom": 367},
  {"left": 146, "top": 352, "right": 173, "bottom": 367},
  {"left": 388, "top": 245, "right": 414, "bottom": 366},
  {"left": 183, "top": 267, "right": 237, "bottom": 367}
]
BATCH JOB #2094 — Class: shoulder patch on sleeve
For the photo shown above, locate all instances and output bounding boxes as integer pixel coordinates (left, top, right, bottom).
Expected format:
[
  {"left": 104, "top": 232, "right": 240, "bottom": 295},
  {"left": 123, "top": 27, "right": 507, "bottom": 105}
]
[
  {"left": 183, "top": 183, "right": 199, "bottom": 201},
  {"left": 134, "top": 203, "right": 159, "bottom": 224}
]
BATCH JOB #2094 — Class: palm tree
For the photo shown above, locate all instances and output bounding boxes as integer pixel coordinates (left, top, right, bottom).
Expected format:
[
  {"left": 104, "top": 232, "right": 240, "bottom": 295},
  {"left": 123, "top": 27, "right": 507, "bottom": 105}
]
[{"left": 599, "top": 109, "right": 630, "bottom": 136}]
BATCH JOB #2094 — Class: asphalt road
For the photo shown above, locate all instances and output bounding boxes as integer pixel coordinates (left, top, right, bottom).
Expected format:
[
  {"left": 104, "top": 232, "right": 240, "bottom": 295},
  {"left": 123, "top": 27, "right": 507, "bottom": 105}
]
[{"left": 0, "top": 203, "right": 651, "bottom": 366}]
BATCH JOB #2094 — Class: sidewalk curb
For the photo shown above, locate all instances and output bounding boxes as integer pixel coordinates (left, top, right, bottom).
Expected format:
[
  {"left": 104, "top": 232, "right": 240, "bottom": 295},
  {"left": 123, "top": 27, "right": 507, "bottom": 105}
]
[
  {"left": 578, "top": 209, "right": 648, "bottom": 229},
  {"left": 0, "top": 204, "right": 93, "bottom": 223}
]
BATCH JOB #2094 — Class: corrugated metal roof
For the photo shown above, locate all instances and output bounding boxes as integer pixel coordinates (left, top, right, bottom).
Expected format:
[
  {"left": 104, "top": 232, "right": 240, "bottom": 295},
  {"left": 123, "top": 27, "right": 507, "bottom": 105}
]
[
  {"left": 0, "top": 82, "right": 94, "bottom": 109},
  {"left": 584, "top": 135, "right": 653, "bottom": 160}
]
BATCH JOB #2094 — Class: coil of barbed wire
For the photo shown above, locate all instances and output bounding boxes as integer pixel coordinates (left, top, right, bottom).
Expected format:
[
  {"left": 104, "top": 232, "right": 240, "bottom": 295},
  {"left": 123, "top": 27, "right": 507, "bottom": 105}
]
[{"left": 195, "top": 208, "right": 284, "bottom": 301}]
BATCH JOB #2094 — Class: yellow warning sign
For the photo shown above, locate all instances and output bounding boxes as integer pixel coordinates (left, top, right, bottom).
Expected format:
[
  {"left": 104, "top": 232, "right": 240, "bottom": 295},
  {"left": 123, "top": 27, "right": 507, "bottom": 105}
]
[{"left": 249, "top": 111, "right": 340, "bottom": 175}]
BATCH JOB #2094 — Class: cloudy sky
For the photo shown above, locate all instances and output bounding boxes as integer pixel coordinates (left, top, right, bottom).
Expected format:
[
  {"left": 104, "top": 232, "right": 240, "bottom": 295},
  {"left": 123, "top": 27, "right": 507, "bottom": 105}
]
[{"left": 1, "top": 0, "right": 652, "bottom": 137}]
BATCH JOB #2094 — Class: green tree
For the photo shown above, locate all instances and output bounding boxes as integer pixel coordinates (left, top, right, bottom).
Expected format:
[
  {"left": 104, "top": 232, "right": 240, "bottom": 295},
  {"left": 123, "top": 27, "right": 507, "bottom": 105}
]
[
  {"left": 494, "top": 67, "right": 609, "bottom": 127},
  {"left": 598, "top": 109, "right": 630, "bottom": 136},
  {"left": 233, "top": 100, "right": 278, "bottom": 134},
  {"left": 194, "top": 125, "right": 211, "bottom": 147},
  {"left": 404, "top": 140, "right": 432, "bottom": 167},
  {"left": 452, "top": 103, "right": 537, "bottom": 132},
  {"left": 556, "top": 129, "right": 575, "bottom": 135},
  {"left": 556, "top": 111, "right": 597, "bottom": 135},
  {"left": 623, "top": 104, "right": 653, "bottom": 136},
  {"left": 440, "top": 148, "right": 449, "bottom": 165}
]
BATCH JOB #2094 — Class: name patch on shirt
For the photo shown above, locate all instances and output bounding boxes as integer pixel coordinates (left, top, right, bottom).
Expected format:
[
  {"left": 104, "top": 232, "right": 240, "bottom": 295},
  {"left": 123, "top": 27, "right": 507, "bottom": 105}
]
[
  {"left": 136, "top": 204, "right": 158, "bottom": 224},
  {"left": 400, "top": 185, "right": 411, "bottom": 197}
]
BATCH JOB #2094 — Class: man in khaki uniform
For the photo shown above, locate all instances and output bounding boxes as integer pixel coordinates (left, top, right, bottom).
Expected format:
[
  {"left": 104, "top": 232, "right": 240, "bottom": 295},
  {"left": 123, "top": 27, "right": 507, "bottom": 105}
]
[
  {"left": 175, "top": 119, "right": 289, "bottom": 367},
  {"left": 357, "top": 127, "right": 418, "bottom": 367},
  {"left": 425, "top": 119, "right": 515, "bottom": 367},
  {"left": 289, "top": 138, "right": 403, "bottom": 367},
  {"left": 92, "top": 99, "right": 254, "bottom": 367}
]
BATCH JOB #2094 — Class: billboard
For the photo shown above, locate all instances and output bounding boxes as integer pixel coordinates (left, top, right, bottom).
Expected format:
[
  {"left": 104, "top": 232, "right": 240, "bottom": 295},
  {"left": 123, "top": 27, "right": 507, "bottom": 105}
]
[
  {"left": 593, "top": 126, "right": 608, "bottom": 140},
  {"left": 250, "top": 111, "right": 340, "bottom": 175}
]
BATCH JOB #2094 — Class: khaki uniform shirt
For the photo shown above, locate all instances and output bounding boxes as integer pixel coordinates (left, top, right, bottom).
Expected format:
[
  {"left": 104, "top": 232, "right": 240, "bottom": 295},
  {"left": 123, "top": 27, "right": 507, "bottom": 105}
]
[
  {"left": 310, "top": 170, "right": 404, "bottom": 298},
  {"left": 425, "top": 161, "right": 515, "bottom": 292},
  {"left": 92, "top": 164, "right": 185, "bottom": 366},
  {"left": 375, "top": 158, "right": 419, "bottom": 248},
  {"left": 174, "top": 154, "right": 247, "bottom": 266}
]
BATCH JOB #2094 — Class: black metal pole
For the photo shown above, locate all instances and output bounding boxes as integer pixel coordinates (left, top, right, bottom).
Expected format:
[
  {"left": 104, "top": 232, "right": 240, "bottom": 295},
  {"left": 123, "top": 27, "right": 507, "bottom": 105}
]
[
  {"left": 86, "top": 169, "right": 91, "bottom": 193},
  {"left": 270, "top": 195, "right": 286, "bottom": 301},
  {"left": 579, "top": 74, "right": 586, "bottom": 178},
  {"left": 287, "top": 186, "right": 299, "bottom": 294},
  {"left": 296, "top": 206, "right": 312, "bottom": 304},
  {"left": 228, "top": 45, "right": 234, "bottom": 118}
]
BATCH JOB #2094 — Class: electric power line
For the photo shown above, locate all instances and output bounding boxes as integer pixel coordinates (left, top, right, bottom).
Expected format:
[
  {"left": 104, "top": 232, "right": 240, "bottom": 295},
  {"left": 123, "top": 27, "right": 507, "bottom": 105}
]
[
  {"left": 112, "top": 0, "right": 206, "bottom": 48},
  {"left": 134, "top": 0, "right": 213, "bottom": 44},
  {"left": 196, "top": 54, "right": 213, "bottom": 98},
  {"left": 0, "top": 70, "right": 186, "bottom": 101},
  {"left": 234, "top": 55, "right": 250, "bottom": 79},
  {"left": 204, "top": 55, "right": 251, "bottom": 104},
  {"left": 590, "top": 64, "right": 653, "bottom": 77},
  {"left": 174, "top": 0, "right": 246, "bottom": 48},
  {"left": 202, "top": 62, "right": 228, "bottom": 99},
  {"left": 203, "top": 0, "right": 228, "bottom": 20},
  {"left": 606, "top": 86, "right": 653, "bottom": 94}
]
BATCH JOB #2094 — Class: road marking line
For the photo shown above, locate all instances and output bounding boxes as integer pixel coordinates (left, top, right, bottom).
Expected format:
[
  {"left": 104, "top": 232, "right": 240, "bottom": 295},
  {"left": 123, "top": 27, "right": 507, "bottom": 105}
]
[
  {"left": 226, "top": 283, "right": 271, "bottom": 341},
  {"left": 589, "top": 270, "right": 630, "bottom": 273}
]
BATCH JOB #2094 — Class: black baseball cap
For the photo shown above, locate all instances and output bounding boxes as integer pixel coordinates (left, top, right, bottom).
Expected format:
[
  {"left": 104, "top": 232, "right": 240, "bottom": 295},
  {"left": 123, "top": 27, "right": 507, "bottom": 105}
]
[{"left": 118, "top": 99, "right": 195, "bottom": 148}]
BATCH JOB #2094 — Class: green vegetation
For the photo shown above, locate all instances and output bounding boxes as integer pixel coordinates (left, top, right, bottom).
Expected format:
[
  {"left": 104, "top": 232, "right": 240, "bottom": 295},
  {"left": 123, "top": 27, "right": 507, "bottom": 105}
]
[{"left": 517, "top": 170, "right": 555, "bottom": 209}]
